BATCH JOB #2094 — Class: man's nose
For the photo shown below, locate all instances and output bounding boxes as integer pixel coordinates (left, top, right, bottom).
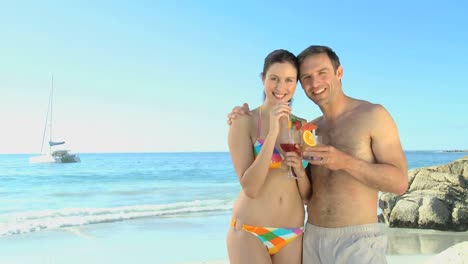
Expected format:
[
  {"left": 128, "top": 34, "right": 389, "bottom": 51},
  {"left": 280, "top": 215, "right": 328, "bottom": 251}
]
[{"left": 310, "top": 78, "right": 320, "bottom": 89}]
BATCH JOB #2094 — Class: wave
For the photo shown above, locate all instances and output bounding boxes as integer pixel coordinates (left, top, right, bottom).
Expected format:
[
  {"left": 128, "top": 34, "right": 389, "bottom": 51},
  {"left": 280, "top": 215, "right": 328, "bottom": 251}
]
[{"left": 0, "top": 199, "right": 233, "bottom": 237}]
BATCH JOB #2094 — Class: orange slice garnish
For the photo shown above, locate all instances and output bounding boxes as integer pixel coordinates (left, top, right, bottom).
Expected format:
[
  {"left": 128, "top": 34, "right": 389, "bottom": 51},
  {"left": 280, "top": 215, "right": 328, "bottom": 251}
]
[{"left": 303, "top": 130, "right": 316, "bottom": 146}]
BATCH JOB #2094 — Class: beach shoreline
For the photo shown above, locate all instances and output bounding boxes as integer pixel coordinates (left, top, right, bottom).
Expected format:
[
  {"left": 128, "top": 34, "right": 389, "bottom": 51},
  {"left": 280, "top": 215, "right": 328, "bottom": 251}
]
[{"left": 1, "top": 216, "right": 466, "bottom": 264}]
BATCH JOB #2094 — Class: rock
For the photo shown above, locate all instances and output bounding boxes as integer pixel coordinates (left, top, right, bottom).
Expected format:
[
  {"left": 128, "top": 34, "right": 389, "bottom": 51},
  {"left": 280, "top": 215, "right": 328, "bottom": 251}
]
[
  {"left": 452, "top": 207, "right": 468, "bottom": 231},
  {"left": 377, "top": 213, "right": 385, "bottom": 223},
  {"left": 418, "top": 196, "right": 450, "bottom": 230},
  {"left": 379, "top": 192, "right": 399, "bottom": 224},
  {"left": 379, "top": 156, "right": 468, "bottom": 231},
  {"left": 424, "top": 241, "right": 468, "bottom": 264},
  {"left": 408, "top": 168, "right": 421, "bottom": 187},
  {"left": 389, "top": 197, "right": 421, "bottom": 228}
]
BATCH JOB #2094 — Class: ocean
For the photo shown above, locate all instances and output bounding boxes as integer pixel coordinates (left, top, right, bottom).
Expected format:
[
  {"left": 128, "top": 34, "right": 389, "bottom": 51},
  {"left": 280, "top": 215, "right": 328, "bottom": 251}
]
[{"left": 0, "top": 151, "right": 466, "bottom": 263}]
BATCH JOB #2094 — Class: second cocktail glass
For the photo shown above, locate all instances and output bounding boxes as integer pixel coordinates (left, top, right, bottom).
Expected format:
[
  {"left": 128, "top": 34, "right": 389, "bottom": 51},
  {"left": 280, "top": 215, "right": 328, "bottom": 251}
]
[{"left": 301, "top": 124, "right": 320, "bottom": 160}]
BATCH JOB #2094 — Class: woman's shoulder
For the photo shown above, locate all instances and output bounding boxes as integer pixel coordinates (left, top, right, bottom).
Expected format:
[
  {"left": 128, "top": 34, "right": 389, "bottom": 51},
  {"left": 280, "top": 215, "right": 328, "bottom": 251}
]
[{"left": 231, "top": 106, "right": 259, "bottom": 130}]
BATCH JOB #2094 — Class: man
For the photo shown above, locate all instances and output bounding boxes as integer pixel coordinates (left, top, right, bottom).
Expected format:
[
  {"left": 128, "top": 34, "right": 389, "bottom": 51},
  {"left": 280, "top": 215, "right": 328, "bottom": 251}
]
[{"left": 227, "top": 45, "right": 408, "bottom": 264}]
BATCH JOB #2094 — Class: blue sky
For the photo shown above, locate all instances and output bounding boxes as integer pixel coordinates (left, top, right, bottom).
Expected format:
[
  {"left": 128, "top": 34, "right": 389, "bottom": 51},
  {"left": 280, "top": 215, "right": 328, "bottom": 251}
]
[{"left": 1, "top": 0, "right": 467, "bottom": 153}]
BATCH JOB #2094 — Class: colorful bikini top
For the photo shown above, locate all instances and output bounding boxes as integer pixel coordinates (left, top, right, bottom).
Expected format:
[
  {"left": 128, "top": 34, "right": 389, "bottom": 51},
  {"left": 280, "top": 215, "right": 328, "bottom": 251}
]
[{"left": 253, "top": 106, "right": 283, "bottom": 169}]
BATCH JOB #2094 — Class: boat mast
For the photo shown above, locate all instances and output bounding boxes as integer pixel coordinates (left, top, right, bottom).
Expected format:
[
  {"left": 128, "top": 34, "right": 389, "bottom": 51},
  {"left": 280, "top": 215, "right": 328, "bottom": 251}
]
[
  {"left": 50, "top": 76, "right": 54, "bottom": 153},
  {"left": 40, "top": 76, "right": 53, "bottom": 153}
]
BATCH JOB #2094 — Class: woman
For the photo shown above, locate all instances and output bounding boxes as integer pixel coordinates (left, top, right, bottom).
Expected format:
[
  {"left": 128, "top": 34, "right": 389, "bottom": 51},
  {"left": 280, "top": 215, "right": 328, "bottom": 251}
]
[{"left": 227, "top": 49, "right": 311, "bottom": 264}]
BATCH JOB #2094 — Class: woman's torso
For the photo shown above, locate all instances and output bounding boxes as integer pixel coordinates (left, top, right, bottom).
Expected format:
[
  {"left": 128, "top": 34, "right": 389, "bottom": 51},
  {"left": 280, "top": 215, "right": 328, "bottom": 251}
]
[{"left": 231, "top": 107, "right": 305, "bottom": 227}]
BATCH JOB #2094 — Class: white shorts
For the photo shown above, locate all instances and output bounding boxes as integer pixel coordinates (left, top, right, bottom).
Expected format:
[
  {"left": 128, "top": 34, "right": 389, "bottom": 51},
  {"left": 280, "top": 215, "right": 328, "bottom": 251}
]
[{"left": 303, "top": 222, "right": 387, "bottom": 264}]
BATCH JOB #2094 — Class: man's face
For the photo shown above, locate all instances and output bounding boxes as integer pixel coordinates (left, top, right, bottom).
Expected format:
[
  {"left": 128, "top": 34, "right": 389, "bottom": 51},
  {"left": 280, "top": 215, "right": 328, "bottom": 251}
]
[{"left": 299, "top": 53, "right": 343, "bottom": 107}]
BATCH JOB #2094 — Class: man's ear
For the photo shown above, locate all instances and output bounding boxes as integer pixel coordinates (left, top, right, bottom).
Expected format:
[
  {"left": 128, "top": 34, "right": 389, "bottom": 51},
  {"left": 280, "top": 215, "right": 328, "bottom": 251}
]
[{"left": 336, "top": 66, "right": 343, "bottom": 80}]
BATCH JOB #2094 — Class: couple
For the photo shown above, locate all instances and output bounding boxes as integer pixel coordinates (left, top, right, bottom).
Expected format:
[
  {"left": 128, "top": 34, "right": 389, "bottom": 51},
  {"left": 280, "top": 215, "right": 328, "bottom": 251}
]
[{"left": 226, "top": 46, "right": 408, "bottom": 264}]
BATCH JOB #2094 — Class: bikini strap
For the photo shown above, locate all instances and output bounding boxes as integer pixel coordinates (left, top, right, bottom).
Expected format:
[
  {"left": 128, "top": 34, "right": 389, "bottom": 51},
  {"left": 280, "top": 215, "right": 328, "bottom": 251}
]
[{"left": 257, "top": 106, "right": 262, "bottom": 139}]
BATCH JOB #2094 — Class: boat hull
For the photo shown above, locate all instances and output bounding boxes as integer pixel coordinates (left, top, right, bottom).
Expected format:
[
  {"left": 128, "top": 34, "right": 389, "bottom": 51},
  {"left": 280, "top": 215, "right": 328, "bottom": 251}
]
[
  {"left": 57, "top": 154, "right": 81, "bottom": 163},
  {"left": 29, "top": 154, "right": 56, "bottom": 163},
  {"left": 29, "top": 152, "right": 81, "bottom": 163}
]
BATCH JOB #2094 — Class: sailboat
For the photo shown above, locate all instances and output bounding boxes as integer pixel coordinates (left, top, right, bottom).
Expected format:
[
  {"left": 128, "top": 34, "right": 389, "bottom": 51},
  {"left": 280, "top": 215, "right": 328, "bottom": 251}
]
[{"left": 29, "top": 77, "right": 80, "bottom": 163}]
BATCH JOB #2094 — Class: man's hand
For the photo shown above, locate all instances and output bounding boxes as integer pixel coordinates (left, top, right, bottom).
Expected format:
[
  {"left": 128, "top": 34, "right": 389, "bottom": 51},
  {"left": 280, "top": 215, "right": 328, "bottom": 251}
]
[
  {"left": 227, "top": 103, "right": 251, "bottom": 125},
  {"left": 303, "top": 145, "right": 350, "bottom": 171}
]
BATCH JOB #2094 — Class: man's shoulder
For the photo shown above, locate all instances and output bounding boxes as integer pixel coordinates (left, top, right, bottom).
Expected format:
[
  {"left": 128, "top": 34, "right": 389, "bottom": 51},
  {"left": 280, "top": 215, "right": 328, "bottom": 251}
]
[
  {"left": 353, "top": 100, "right": 395, "bottom": 131},
  {"left": 310, "top": 115, "right": 324, "bottom": 124},
  {"left": 354, "top": 99, "right": 387, "bottom": 115},
  {"left": 367, "top": 103, "right": 388, "bottom": 117}
]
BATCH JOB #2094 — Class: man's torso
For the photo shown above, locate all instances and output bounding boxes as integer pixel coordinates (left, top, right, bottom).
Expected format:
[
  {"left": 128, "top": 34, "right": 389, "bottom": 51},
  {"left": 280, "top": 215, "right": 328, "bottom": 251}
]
[{"left": 308, "top": 101, "right": 379, "bottom": 227}]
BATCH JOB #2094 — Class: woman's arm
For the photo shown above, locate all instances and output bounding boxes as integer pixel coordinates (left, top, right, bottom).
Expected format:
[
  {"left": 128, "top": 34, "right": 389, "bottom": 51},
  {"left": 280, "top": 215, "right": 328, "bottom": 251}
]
[
  {"left": 228, "top": 104, "right": 290, "bottom": 198},
  {"left": 228, "top": 115, "right": 274, "bottom": 198}
]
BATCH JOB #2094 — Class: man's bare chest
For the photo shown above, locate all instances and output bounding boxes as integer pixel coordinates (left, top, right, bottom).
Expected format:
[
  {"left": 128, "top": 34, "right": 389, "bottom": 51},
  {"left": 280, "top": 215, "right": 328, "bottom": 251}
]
[{"left": 317, "top": 119, "right": 372, "bottom": 159}]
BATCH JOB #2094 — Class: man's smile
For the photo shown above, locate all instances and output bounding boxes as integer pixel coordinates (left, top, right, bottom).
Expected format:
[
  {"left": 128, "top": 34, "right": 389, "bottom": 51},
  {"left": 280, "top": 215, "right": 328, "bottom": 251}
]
[{"left": 312, "top": 88, "right": 326, "bottom": 95}]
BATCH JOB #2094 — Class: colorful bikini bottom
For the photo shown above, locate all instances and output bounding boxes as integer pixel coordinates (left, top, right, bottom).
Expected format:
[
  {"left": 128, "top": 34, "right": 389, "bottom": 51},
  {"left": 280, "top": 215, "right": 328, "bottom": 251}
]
[{"left": 230, "top": 218, "right": 304, "bottom": 255}]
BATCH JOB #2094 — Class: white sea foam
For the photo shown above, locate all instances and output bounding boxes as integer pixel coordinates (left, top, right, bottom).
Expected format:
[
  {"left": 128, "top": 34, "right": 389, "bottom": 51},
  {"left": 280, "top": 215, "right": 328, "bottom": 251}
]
[{"left": 0, "top": 199, "right": 233, "bottom": 237}]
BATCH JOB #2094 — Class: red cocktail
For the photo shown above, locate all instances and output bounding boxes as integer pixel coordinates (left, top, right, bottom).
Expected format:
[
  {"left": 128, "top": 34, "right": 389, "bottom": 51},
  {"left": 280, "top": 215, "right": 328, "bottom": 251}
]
[{"left": 280, "top": 143, "right": 299, "bottom": 154}]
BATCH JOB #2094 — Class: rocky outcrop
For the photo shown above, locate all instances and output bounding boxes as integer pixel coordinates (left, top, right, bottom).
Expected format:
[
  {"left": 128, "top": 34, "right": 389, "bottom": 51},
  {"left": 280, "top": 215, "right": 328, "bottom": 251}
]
[
  {"left": 379, "top": 156, "right": 468, "bottom": 231},
  {"left": 424, "top": 242, "right": 468, "bottom": 264}
]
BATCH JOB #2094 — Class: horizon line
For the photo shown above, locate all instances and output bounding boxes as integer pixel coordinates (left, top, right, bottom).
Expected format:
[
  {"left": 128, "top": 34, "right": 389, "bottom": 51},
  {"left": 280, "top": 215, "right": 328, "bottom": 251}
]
[{"left": 1, "top": 149, "right": 467, "bottom": 155}]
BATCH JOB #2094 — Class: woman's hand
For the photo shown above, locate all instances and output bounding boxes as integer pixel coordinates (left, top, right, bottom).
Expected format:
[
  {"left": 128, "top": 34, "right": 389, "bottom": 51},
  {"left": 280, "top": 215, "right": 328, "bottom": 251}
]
[
  {"left": 284, "top": 147, "right": 306, "bottom": 178},
  {"left": 268, "top": 102, "right": 291, "bottom": 137}
]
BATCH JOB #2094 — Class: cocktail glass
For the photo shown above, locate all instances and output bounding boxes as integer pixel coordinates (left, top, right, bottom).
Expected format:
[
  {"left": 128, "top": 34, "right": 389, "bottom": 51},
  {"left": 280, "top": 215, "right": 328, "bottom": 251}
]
[
  {"left": 302, "top": 131, "right": 322, "bottom": 160},
  {"left": 279, "top": 120, "right": 301, "bottom": 179}
]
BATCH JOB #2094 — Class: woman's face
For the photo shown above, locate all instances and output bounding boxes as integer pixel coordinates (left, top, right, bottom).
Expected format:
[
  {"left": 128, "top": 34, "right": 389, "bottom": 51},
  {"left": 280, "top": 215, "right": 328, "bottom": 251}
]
[{"left": 262, "top": 62, "right": 298, "bottom": 104}]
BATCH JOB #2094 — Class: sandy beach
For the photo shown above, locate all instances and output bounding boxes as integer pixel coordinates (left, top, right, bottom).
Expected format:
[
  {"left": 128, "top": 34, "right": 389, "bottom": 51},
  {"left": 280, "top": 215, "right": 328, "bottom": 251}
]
[
  {"left": 178, "top": 224, "right": 468, "bottom": 264},
  {"left": 177, "top": 255, "right": 441, "bottom": 264},
  {"left": 178, "top": 257, "right": 435, "bottom": 264},
  {"left": 1, "top": 214, "right": 466, "bottom": 264}
]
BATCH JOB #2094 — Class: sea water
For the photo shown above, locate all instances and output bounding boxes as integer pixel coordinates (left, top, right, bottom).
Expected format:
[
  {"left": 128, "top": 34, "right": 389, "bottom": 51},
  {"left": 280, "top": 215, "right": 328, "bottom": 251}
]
[{"left": 0, "top": 151, "right": 466, "bottom": 263}]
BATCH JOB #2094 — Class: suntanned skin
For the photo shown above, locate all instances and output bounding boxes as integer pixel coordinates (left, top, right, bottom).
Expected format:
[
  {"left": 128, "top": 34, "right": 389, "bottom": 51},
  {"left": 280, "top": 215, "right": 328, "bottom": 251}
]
[
  {"left": 228, "top": 53, "right": 408, "bottom": 228},
  {"left": 299, "top": 53, "right": 407, "bottom": 227},
  {"left": 229, "top": 108, "right": 305, "bottom": 228},
  {"left": 227, "top": 109, "right": 305, "bottom": 264},
  {"left": 227, "top": 62, "right": 309, "bottom": 264}
]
